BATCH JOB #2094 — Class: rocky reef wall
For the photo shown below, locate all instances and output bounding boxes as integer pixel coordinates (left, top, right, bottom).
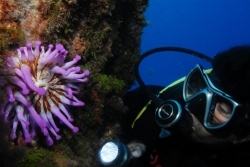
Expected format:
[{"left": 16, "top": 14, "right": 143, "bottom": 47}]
[{"left": 0, "top": 0, "right": 148, "bottom": 166}]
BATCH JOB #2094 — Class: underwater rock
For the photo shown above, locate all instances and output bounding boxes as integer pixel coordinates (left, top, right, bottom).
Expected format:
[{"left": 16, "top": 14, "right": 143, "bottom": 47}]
[{"left": 0, "top": 0, "right": 148, "bottom": 166}]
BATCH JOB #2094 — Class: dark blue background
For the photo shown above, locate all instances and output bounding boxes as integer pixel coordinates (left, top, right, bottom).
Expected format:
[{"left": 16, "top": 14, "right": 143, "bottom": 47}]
[{"left": 130, "top": 0, "right": 250, "bottom": 90}]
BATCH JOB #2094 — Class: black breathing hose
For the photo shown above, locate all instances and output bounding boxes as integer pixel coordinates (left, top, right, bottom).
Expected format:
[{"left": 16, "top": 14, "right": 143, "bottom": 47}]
[{"left": 134, "top": 46, "right": 213, "bottom": 107}]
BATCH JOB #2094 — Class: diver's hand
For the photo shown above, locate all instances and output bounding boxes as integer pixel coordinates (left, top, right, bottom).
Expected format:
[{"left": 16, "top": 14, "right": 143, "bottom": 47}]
[{"left": 127, "top": 141, "right": 146, "bottom": 158}]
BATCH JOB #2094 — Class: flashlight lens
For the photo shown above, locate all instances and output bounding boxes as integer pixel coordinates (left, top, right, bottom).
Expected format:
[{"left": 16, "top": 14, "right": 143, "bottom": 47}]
[{"left": 100, "top": 142, "right": 119, "bottom": 163}]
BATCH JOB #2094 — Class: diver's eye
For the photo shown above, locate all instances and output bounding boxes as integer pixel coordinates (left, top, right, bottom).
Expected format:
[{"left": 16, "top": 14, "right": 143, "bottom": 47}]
[
  {"left": 217, "top": 103, "right": 232, "bottom": 117},
  {"left": 210, "top": 102, "right": 233, "bottom": 125}
]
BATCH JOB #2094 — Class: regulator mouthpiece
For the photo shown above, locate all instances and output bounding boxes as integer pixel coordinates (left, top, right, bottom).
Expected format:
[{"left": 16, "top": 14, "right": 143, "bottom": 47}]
[{"left": 155, "top": 100, "right": 182, "bottom": 128}]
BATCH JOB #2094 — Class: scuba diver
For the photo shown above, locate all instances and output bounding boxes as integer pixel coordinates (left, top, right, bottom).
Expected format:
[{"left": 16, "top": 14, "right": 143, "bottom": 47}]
[{"left": 98, "top": 45, "right": 250, "bottom": 167}]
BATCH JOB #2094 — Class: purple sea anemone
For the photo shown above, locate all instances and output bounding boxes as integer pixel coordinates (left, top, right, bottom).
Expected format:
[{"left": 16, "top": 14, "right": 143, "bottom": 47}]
[{"left": 0, "top": 41, "right": 89, "bottom": 145}]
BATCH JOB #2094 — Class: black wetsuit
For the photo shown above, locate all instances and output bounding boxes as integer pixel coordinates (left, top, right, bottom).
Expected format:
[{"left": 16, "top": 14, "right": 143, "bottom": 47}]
[{"left": 121, "top": 84, "right": 250, "bottom": 167}]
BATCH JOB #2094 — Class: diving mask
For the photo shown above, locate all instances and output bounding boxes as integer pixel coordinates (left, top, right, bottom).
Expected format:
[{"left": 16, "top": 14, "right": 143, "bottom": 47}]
[{"left": 183, "top": 64, "right": 242, "bottom": 130}]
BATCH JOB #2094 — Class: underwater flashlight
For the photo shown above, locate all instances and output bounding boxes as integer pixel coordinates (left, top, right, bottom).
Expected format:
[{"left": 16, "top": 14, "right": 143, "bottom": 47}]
[{"left": 98, "top": 140, "right": 131, "bottom": 167}]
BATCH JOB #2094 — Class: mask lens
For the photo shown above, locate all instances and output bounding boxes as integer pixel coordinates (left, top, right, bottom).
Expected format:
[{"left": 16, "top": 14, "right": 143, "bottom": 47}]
[
  {"left": 184, "top": 67, "right": 206, "bottom": 100},
  {"left": 185, "top": 94, "right": 207, "bottom": 124},
  {"left": 184, "top": 64, "right": 240, "bottom": 129},
  {"left": 207, "top": 95, "right": 234, "bottom": 126}
]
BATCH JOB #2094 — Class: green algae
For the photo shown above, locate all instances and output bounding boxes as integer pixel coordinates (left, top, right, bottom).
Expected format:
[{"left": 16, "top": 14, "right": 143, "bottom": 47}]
[{"left": 17, "top": 149, "right": 58, "bottom": 167}]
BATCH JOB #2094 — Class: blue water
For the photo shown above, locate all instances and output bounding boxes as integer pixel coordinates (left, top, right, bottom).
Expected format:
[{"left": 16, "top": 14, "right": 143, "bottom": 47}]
[{"left": 130, "top": 0, "right": 250, "bottom": 90}]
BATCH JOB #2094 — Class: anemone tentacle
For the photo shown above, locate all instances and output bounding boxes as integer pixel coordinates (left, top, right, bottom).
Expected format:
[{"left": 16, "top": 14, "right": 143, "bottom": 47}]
[{"left": 0, "top": 41, "right": 89, "bottom": 145}]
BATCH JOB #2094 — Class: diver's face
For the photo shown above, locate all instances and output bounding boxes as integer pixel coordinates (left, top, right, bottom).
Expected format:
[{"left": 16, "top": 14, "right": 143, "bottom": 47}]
[
  {"left": 187, "top": 113, "right": 236, "bottom": 146},
  {"left": 181, "top": 102, "right": 239, "bottom": 147}
]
